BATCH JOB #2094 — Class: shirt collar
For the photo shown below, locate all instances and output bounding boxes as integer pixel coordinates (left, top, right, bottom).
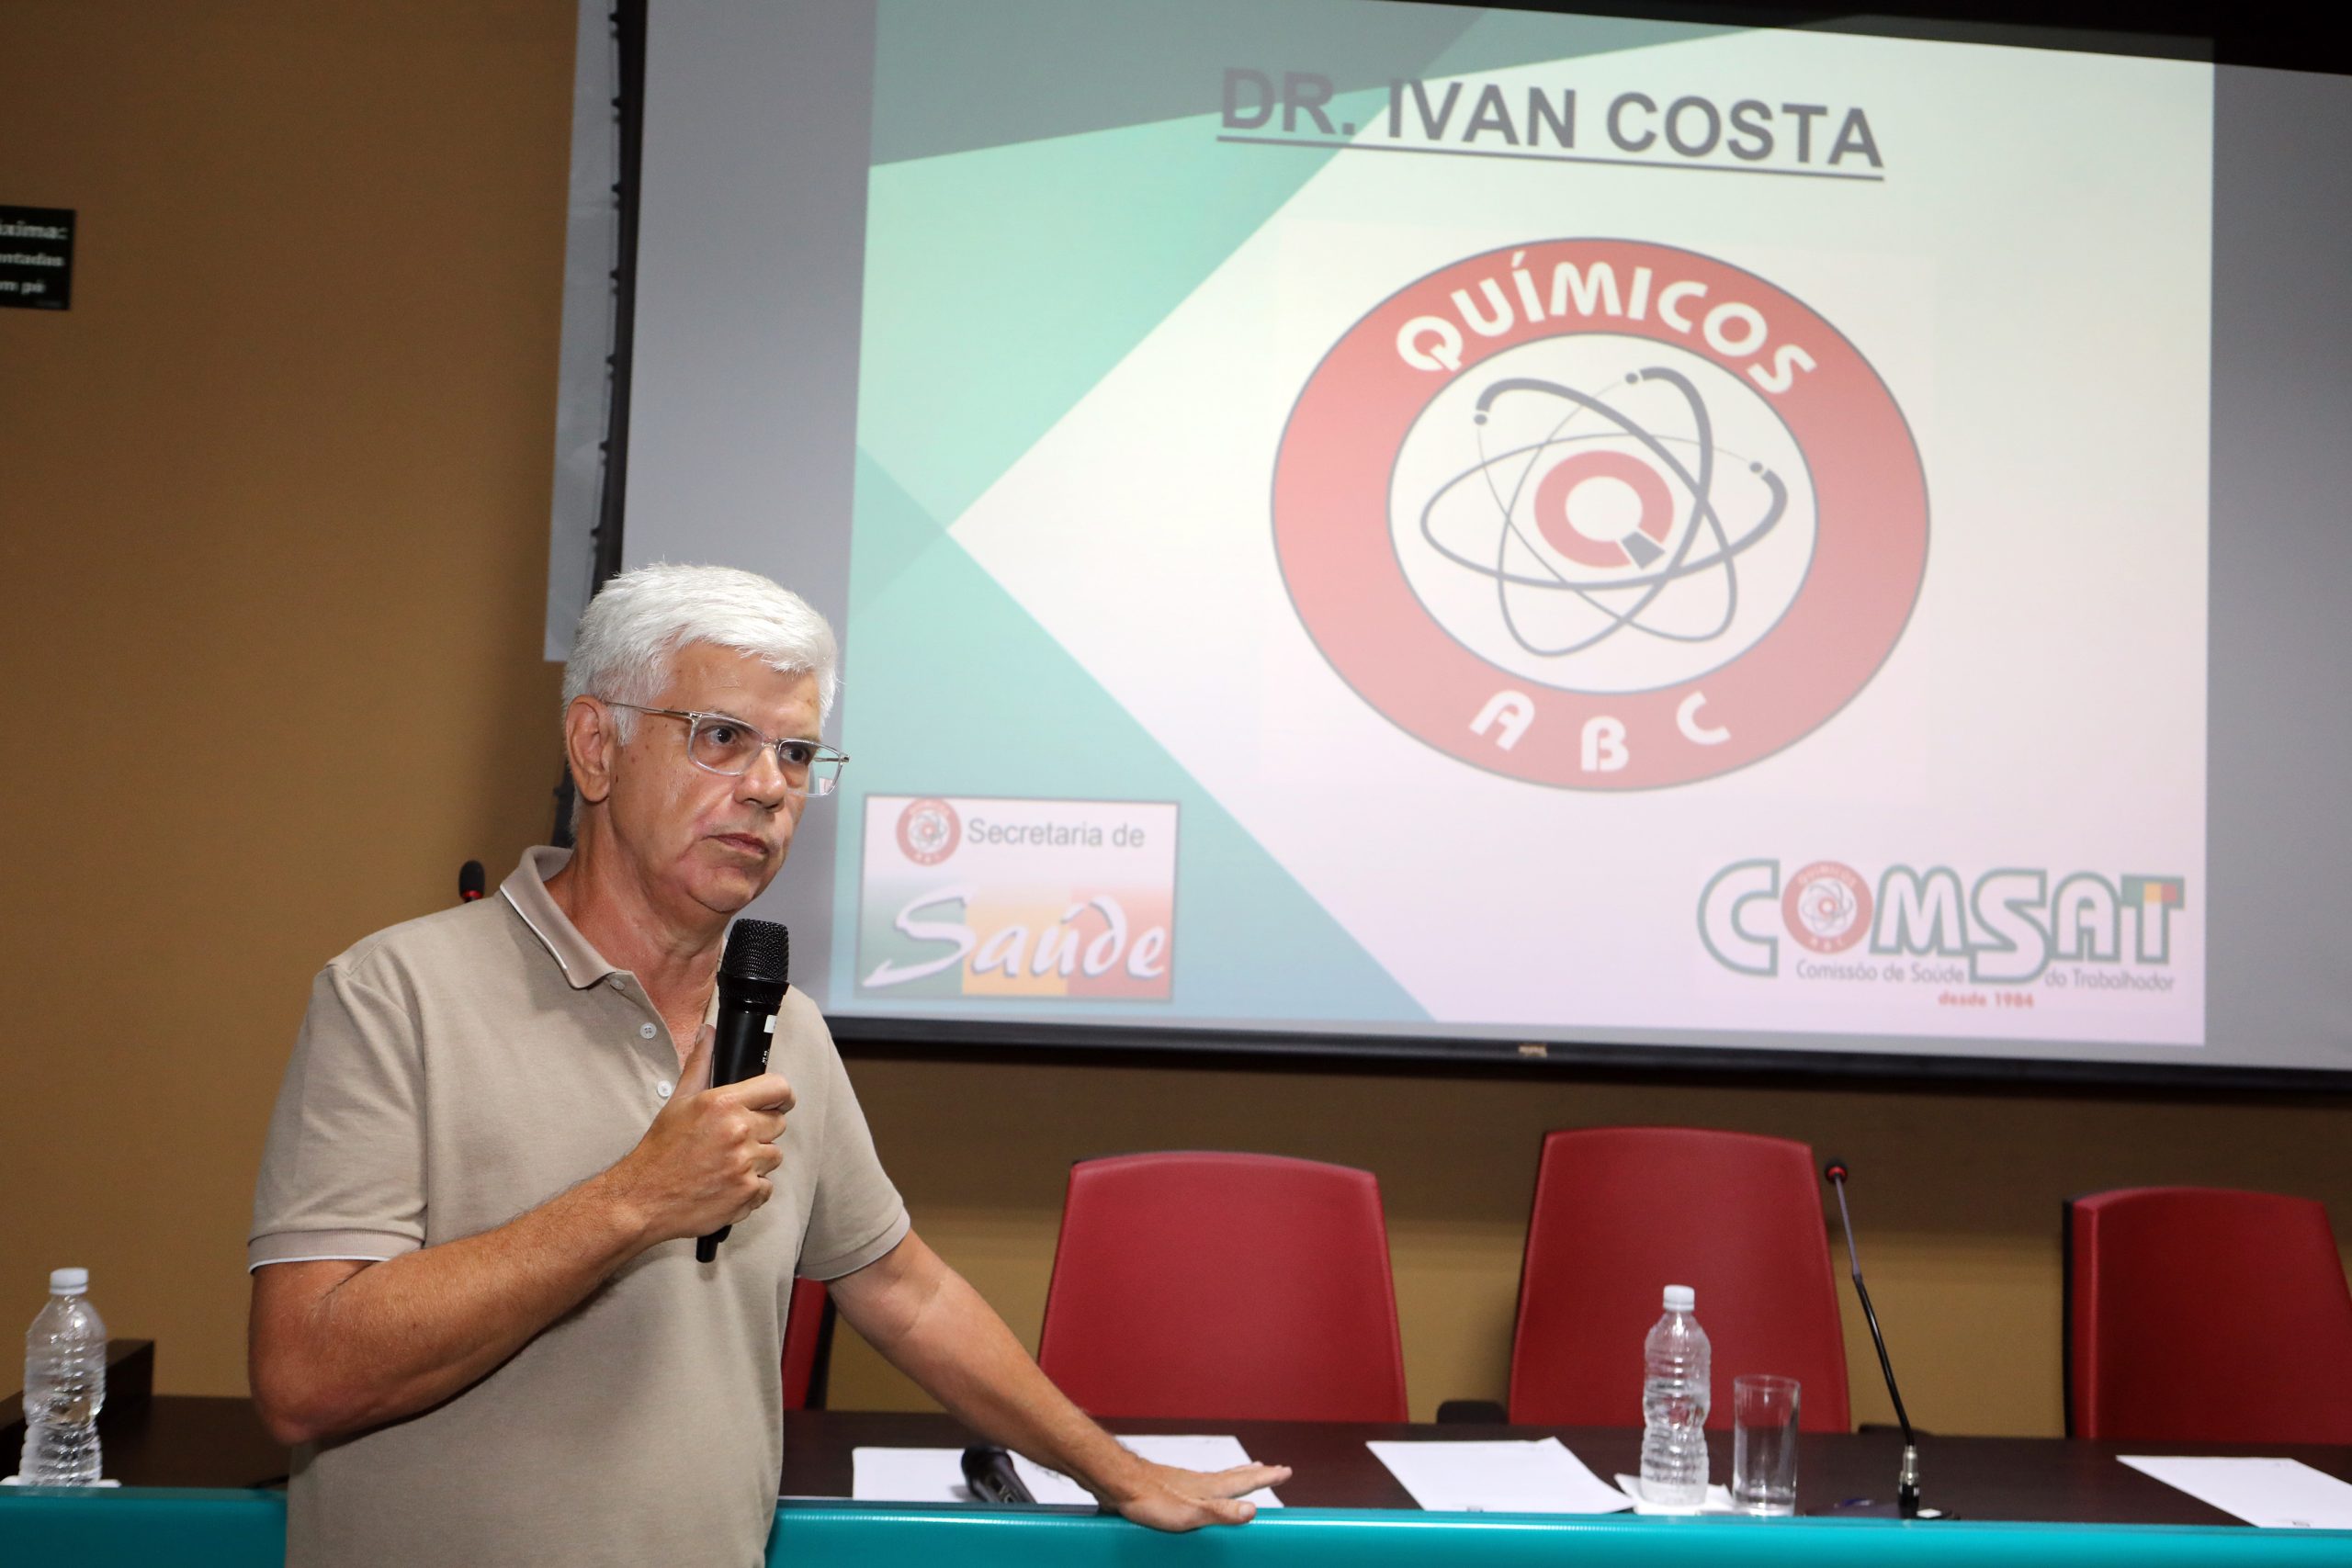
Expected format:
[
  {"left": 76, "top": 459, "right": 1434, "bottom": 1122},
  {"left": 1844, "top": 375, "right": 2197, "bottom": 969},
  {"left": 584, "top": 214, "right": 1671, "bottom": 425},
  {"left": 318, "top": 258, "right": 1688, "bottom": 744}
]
[{"left": 499, "top": 846, "right": 622, "bottom": 989}]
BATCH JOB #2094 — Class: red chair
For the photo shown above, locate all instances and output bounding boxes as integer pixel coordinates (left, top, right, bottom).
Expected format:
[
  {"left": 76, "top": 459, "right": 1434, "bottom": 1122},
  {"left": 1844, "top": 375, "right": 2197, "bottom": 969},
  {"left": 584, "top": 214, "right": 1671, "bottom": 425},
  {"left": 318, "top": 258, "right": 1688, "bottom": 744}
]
[
  {"left": 1036, "top": 1152, "right": 1408, "bottom": 1422},
  {"left": 1507, "top": 1128, "right": 1851, "bottom": 1430},
  {"left": 2066, "top": 1187, "right": 2352, "bottom": 1442},
  {"left": 783, "top": 1276, "right": 833, "bottom": 1411}
]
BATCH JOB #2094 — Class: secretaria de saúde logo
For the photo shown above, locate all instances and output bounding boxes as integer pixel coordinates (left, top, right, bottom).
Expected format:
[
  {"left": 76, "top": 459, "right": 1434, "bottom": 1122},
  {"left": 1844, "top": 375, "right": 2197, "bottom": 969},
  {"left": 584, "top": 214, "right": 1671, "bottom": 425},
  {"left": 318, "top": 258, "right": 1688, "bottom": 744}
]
[
  {"left": 1272, "top": 239, "right": 1928, "bottom": 789},
  {"left": 896, "top": 797, "right": 961, "bottom": 865}
]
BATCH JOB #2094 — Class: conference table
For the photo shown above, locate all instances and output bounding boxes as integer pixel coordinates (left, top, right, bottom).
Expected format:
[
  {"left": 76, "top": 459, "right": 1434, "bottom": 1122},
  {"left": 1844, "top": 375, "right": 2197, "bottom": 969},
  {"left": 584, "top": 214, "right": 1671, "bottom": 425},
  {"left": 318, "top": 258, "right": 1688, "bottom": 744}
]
[{"left": 6, "top": 1394, "right": 2351, "bottom": 1565}]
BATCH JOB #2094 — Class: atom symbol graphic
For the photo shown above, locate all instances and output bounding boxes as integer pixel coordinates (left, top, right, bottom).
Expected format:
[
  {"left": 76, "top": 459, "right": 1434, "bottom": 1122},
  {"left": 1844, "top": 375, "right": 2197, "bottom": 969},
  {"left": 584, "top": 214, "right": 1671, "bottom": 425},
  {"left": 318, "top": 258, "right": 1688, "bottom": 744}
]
[
  {"left": 896, "top": 797, "right": 961, "bottom": 865},
  {"left": 1431, "top": 367, "right": 1791, "bottom": 657},
  {"left": 1799, "top": 877, "right": 1859, "bottom": 940},
  {"left": 1782, "top": 861, "right": 1873, "bottom": 953},
  {"left": 1393, "top": 333, "right": 1817, "bottom": 696}
]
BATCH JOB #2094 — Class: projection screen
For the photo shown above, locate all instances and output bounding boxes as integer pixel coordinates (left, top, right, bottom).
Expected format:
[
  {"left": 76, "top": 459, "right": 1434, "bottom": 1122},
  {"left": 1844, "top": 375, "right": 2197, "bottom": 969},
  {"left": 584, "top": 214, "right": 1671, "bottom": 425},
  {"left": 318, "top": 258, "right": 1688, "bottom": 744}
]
[{"left": 552, "top": 0, "right": 2352, "bottom": 1082}]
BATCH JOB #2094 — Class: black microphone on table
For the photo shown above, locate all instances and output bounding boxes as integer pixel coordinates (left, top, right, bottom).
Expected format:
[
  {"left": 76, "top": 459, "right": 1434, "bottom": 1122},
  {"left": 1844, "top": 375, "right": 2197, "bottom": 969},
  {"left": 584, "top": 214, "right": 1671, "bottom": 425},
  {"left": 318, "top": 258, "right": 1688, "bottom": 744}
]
[
  {"left": 458, "top": 861, "right": 485, "bottom": 903},
  {"left": 695, "top": 918, "right": 791, "bottom": 1263},
  {"left": 1823, "top": 1156, "right": 1935, "bottom": 1519},
  {"left": 960, "top": 1445, "right": 1035, "bottom": 1505}
]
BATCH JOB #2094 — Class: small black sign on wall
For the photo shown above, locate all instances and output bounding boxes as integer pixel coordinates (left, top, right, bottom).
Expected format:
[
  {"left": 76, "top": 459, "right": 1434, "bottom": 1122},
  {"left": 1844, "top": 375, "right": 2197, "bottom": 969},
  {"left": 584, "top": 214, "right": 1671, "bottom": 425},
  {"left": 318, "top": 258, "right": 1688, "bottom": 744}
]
[{"left": 1, "top": 206, "right": 75, "bottom": 310}]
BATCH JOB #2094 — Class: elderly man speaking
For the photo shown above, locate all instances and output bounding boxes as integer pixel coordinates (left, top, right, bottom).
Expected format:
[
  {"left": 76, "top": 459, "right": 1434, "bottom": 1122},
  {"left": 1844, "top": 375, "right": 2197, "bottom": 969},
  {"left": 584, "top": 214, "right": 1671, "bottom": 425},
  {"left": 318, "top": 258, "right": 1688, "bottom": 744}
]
[{"left": 247, "top": 564, "right": 1287, "bottom": 1567}]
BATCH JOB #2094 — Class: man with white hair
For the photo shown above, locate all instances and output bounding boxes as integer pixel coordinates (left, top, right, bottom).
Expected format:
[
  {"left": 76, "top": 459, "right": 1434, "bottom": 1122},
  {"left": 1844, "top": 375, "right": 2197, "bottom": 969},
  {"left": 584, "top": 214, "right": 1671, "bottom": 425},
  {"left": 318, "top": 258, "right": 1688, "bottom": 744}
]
[{"left": 247, "top": 564, "right": 1287, "bottom": 1568}]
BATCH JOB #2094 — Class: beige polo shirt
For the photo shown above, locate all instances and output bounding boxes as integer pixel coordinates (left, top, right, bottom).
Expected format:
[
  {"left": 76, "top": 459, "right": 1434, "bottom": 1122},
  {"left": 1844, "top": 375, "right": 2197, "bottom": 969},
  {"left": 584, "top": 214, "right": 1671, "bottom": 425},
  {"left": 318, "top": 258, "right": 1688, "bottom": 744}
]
[{"left": 250, "top": 846, "right": 909, "bottom": 1568}]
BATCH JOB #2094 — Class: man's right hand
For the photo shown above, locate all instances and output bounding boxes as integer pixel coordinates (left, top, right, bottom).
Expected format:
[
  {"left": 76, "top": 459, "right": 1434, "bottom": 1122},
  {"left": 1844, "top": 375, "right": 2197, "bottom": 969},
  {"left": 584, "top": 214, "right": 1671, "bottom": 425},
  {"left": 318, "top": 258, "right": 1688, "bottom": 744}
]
[{"left": 603, "top": 1026, "right": 797, "bottom": 1245}]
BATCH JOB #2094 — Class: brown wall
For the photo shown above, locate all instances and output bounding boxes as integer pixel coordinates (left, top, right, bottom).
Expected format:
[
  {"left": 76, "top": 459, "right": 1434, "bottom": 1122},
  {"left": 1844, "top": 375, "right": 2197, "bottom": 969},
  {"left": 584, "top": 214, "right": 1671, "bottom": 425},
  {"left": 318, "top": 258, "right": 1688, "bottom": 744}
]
[{"left": 4, "top": 0, "right": 2346, "bottom": 1438}]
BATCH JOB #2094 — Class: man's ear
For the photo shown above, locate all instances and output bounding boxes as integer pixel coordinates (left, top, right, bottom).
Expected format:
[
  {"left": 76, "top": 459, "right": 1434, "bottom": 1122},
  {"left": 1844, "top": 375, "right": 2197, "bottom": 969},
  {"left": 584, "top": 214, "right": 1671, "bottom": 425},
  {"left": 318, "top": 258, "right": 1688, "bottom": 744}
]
[{"left": 564, "top": 697, "right": 619, "bottom": 805}]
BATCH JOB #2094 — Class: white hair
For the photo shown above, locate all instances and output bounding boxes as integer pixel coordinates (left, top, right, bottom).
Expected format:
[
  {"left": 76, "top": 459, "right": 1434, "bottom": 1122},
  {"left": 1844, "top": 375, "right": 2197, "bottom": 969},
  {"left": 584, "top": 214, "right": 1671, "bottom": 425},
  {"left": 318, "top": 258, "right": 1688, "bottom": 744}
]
[{"left": 561, "top": 563, "right": 839, "bottom": 733}]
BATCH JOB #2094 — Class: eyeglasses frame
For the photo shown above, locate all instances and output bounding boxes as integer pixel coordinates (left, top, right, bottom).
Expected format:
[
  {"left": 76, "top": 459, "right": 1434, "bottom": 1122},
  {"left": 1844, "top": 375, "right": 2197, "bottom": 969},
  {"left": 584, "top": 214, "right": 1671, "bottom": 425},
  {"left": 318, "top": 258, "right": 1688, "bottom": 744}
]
[{"left": 599, "top": 701, "right": 849, "bottom": 797}]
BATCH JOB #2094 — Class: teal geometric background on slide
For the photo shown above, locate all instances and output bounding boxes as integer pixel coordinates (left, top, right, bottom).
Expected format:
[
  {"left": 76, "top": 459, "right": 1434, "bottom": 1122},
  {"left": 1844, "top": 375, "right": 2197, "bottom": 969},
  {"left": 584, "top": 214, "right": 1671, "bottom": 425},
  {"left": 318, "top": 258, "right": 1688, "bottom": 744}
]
[
  {"left": 833, "top": 451, "right": 1426, "bottom": 1024},
  {"left": 869, "top": 0, "right": 1734, "bottom": 165},
  {"left": 854, "top": 103, "right": 1386, "bottom": 536},
  {"left": 857, "top": 0, "right": 1734, "bottom": 534},
  {"left": 842, "top": 1, "right": 1738, "bottom": 1021}
]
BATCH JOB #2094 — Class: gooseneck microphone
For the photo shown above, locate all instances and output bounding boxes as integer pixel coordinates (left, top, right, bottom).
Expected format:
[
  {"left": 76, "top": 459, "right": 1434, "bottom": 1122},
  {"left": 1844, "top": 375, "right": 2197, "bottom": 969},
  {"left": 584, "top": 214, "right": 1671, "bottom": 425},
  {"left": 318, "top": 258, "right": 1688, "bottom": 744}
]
[
  {"left": 696, "top": 918, "right": 790, "bottom": 1263},
  {"left": 458, "top": 861, "right": 485, "bottom": 902},
  {"left": 1823, "top": 1156, "right": 1926, "bottom": 1518}
]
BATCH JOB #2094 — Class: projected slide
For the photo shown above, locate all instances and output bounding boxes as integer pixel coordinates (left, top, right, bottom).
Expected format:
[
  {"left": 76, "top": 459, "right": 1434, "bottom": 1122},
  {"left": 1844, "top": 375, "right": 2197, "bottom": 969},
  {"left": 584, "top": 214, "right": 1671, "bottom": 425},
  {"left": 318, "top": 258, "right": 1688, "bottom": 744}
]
[{"left": 826, "top": 1, "right": 2211, "bottom": 1052}]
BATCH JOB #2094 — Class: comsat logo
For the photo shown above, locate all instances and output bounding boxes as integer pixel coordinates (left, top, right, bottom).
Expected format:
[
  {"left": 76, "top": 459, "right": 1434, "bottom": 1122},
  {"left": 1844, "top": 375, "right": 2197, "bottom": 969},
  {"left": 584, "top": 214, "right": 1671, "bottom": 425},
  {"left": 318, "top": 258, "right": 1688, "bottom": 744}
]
[
  {"left": 1700, "top": 859, "right": 2187, "bottom": 986},
  {"left": 1272, "top": 238, "right": 1927, "bottom": 789}
]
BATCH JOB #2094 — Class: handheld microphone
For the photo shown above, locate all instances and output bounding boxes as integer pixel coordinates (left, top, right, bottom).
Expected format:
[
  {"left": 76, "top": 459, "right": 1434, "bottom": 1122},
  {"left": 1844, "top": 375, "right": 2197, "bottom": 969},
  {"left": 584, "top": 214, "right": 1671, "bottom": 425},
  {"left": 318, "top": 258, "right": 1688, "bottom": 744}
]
[
  {"left": 1823, "top": 1156, "right": 1928, "bottom": 1518},
  {"left": 961, "top": 1445, "right": 1035, "bottom": 1505},
  {"left": 695, "top": 918, "right": 790, "bottom": 1263},
  {"left": 458, "top": 861, "right": 485, "bottom": 902}
]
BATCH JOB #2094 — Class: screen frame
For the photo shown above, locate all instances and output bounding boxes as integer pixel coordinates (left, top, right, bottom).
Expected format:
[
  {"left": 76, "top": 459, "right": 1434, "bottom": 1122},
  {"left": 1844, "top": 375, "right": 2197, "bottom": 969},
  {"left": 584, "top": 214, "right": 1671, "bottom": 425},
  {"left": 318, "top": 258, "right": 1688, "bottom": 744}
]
[
  {"left": 826, "top": 1011, "right": 2352, "bottom": 1095},
  {"left": 575, "top": 0, "right": 2352, "bottom": 1094}
]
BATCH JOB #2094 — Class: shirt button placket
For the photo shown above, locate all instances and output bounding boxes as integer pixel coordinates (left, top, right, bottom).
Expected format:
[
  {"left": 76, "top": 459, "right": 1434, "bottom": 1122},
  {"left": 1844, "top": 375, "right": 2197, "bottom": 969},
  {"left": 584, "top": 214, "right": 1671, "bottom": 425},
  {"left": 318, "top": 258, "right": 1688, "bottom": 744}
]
[
  {"left": 612, "top": 975, "right": 673, "bottom": 1100},
  {"left": 641, "top": 1016, "right": 673, "bottom": 1102}
]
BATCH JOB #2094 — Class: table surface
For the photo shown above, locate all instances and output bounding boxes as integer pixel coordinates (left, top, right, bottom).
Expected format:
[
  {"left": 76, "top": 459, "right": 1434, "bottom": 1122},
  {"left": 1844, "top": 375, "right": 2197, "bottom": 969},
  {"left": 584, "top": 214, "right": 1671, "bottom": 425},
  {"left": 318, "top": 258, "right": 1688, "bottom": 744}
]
[
  {"left": 4, "top": 1395, "right": 289, "bottom": 1491},
  {"left": 13, "top": 1394, "right": 2352, "bottom": 1529},
  {"left": 785, "top": 1410, "right": 2352, "bottom": 1526}
]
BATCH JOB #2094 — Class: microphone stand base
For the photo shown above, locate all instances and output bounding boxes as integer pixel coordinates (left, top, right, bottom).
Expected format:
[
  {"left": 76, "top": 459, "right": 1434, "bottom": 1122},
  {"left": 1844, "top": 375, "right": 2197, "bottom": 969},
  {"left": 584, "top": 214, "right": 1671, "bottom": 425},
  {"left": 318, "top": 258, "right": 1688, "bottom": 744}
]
[{"left": 1823, "top": 1498, "right": 1951, "bottom": 1520}]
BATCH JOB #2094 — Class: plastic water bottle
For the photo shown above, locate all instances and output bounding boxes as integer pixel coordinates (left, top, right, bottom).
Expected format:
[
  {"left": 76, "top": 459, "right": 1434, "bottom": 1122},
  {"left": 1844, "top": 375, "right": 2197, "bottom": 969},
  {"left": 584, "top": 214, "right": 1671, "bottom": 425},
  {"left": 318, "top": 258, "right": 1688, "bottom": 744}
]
[
  {"left": 18, "top": 1268, "right": 107, "bottom": 1485},
  {"left": 1638, "top": 1282, "right": 1711, "bottom": 1507}
]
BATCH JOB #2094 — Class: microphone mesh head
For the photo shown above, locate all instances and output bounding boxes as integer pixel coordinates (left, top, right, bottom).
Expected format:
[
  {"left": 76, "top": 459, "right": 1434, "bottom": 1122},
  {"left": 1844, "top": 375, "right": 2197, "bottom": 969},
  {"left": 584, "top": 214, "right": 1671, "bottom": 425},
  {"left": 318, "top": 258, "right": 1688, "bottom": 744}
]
[{"left": 720, "top": 918, "right": 791, "bottom": 987}]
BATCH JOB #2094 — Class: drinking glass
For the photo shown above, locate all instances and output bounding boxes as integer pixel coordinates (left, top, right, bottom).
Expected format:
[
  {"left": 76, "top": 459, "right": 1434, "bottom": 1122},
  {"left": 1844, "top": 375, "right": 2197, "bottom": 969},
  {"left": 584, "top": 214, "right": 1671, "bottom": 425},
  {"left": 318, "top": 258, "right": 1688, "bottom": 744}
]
[{"left": 1731, "top": 1374, "right": 1800, "bottom": 1515}]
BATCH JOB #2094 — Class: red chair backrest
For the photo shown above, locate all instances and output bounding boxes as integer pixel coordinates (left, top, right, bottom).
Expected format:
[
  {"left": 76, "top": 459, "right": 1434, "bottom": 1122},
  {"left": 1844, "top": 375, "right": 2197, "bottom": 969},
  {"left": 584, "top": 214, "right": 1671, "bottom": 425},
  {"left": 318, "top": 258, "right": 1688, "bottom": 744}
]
[
  {"left": 1036, "top": 1151, "right": 1408, "bottom": 1422},
  {"left": 2067, "top": 1186, "right": 2352, "bottom": 1442},
  {"left": 1509, "top": 1127, "right": 1851, "bottom": 1431},
  {"left": 783, "top": 1275, "right": 830, "bottom": 1412}
]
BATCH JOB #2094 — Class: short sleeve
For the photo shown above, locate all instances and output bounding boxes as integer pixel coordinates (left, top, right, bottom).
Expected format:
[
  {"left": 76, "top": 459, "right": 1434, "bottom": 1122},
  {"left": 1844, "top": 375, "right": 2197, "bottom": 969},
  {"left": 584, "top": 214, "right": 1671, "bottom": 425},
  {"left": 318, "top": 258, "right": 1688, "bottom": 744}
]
[
  {"left": 796, "top": 1014, "right": 909, "bottom": 1281},
  {"left": 248, "top": 958, "right": 428, "bottom": 1269}
]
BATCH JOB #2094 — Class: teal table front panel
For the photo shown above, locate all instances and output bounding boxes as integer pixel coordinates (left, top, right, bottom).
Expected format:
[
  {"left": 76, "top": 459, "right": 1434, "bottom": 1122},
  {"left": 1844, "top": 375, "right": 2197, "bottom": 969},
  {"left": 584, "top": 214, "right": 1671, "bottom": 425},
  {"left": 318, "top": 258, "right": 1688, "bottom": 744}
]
[
  {"left": 775, "top": 1504, "right": 2352, "bottom": 1568},
  {"left": 7, "top": 1489, "right": 2352, "bottom": 1566},
  {"left": 0, "top": 1487, "right": 286, "bottom": 1566}
]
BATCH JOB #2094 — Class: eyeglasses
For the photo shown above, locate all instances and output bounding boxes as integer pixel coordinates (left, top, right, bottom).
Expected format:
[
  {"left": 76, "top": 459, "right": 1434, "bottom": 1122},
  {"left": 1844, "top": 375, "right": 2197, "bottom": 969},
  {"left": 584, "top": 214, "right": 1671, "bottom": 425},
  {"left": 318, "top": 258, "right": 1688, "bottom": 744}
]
[{"left": 603, "top": 703, "right": 848, "bottom": 797}]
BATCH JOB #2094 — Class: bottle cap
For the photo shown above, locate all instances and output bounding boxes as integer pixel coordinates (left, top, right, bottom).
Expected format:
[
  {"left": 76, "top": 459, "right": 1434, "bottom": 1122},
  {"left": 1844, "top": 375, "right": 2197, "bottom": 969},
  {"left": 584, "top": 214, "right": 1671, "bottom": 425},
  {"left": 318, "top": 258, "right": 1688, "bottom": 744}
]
[
  {"left": 1663, "top": 1283, "right": 1695, "bottom": 1311},
  {"left": 49, "top": 1268, "right": 88, "bottom": 1296}
]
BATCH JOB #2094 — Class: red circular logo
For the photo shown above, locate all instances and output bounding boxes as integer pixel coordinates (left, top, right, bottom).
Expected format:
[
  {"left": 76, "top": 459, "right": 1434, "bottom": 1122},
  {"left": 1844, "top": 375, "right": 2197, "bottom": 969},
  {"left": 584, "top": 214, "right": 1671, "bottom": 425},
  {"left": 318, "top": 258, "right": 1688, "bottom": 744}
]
[
  {"left": 1782, "top": 861, "right": 1874, "bottom": 954},
  {"left": 1272, "top": 239, "right": 1927, "bottom": 789},
  {"left": 895, "top": 797, "right": 961, "bottom": 865}
]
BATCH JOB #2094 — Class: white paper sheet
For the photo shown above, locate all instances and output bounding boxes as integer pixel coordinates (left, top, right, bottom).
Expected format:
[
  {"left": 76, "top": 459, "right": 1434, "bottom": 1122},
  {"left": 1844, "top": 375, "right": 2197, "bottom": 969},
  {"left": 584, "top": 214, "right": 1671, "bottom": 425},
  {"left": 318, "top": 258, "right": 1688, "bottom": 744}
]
[
  {"left": 1018, "top": 1434, "right": 1283, "bottom": 1509},
  {"left": 1611, "top": 1472, "right": 1738, "bottom": 1515},
  {"left": 2119, "top": 1456, "right": 2352, "bottom": 1529},
  {"left": 851, "top": 1436, "right": 1283, "bottom": 1508},
  {"left": 851, "top": 1447, "right": 975, "bottom": 1504},
  {"left": 1366, "top": 1438, "right": 1634, "bottom": 1514}
]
